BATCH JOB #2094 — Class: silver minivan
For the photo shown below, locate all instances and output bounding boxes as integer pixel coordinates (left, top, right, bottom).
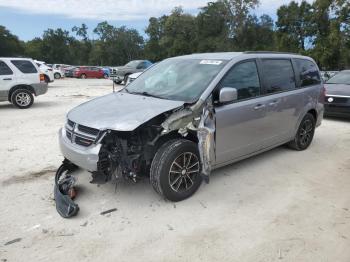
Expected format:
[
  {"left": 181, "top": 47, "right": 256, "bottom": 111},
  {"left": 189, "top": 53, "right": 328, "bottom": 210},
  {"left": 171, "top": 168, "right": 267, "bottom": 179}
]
[{"left": 58, "top": 52, "right": 324, "bottom": 202}]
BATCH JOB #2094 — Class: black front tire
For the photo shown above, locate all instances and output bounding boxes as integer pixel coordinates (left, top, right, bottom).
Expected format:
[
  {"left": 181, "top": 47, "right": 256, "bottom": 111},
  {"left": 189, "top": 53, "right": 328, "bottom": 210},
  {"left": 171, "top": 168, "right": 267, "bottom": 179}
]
[
  {"left": 123, "top": 74, "right": 130, "bottom": 85},
  {"left": 54, "top": 73, "right": 61, "bottom": 79},
  {"left": 11, "top": 89, "right": 34, "bottom": 109},
  {"left": 150, "top": 139, "right": 202, "bottom": 202},
  {"left": 288, "top": 113, "right": 316, "bottom": 150}
]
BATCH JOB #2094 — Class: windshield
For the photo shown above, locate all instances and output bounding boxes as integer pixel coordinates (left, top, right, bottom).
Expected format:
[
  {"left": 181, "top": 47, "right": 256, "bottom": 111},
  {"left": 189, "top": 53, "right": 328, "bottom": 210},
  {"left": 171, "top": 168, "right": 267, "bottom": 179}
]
[
  {"left": 125, "top": 58, "right": 228, "bottom": 101},
  {"left": 327, "top": 71, "right": 350, "bottom": 85}
]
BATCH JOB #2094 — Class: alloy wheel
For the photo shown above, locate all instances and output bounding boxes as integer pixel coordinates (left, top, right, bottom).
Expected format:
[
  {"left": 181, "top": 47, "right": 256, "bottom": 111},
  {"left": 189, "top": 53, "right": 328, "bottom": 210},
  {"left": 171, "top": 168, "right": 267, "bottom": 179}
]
[
  {"left": 15, "top": 92, "right": 31, "bottom": 107},
  {"left": 169, "top": 152, "right": 200, "bottom": 193},
  {"left": 299, "top": 119, "right": 313, "bottom": 146}
]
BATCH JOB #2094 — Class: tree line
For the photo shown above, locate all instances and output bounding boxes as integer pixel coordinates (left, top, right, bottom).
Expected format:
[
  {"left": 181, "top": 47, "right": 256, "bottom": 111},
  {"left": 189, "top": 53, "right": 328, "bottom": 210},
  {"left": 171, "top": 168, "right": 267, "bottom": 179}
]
[{"left": 0, "top": 0, "right": 349, "bottom": 70}]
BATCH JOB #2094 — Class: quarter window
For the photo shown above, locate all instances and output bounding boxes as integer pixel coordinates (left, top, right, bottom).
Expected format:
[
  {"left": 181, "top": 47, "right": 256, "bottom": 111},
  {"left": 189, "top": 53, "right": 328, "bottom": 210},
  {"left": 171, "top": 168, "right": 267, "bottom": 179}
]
[
  {"left": 219, "top": 61, "right": 261, "bottom": 101},
  {"left": 262, "top": 59, "right": 296, "bottom": 94},
  {"left": 11, "top": 60, "right": 37, "bottom": 74},
  {"left": 294, "top": 59, "right": 321, "bottom": 87},
  {"left": 0, "top": 61, "right": 13, "bottom": 75}
]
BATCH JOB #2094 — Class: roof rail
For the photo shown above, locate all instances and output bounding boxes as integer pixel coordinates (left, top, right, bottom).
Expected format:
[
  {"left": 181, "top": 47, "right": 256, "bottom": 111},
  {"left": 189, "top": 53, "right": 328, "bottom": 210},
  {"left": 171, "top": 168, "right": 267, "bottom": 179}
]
[{"left": 244, "top": 51, "right": 300, "bottom": 55}]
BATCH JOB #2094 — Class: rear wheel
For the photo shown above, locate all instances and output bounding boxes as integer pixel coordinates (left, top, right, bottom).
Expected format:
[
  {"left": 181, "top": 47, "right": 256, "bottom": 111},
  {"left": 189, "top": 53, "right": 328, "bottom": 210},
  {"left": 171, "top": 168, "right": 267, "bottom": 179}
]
[
  {"left": 150, "top": 139, "right": 202, "bottom": 202},
  {"left": 54, "top": 73, "right": 61, "bottom": 79},
  {"left": 288, "top": 113, "right": 316, "bottom": 150},
  {"left": 11, "top": 89, "right": 34, "bottom": 109},
  {"left": 80, "top": 74, "right": 87, "bottom": 79}
]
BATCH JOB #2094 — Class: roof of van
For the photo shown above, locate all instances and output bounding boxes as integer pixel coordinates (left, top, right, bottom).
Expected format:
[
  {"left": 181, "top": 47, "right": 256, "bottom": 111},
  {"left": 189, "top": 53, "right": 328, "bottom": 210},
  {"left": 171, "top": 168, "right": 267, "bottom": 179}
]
[
  {"left": 175, "top": 51, "right": 311, "bottom": 61},
  {"left": 0, "top": 57, "right": 33, "bottom": 61}
]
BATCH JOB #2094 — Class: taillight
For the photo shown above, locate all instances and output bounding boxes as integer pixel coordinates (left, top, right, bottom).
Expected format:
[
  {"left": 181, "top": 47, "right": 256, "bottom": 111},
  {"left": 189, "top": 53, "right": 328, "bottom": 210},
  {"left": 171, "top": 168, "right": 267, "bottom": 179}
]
[{"left": 40, "top": 74, "right": 45, "bottom": 82}]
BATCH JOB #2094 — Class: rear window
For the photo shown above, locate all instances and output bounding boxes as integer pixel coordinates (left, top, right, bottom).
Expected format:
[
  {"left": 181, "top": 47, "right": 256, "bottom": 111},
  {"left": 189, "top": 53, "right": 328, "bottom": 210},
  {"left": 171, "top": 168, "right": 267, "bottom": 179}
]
[
  {"left": 0, "top": 61, "right": 13, "bottom": 75},
  {"left": 11, "top": 60, "right": 37, "bottom": 74},
  {"left": 262, "top": 59, "right": 296, "bottom": 94},
  {"left": 294, "top": 59, "right": 321, "bottom": 87}
]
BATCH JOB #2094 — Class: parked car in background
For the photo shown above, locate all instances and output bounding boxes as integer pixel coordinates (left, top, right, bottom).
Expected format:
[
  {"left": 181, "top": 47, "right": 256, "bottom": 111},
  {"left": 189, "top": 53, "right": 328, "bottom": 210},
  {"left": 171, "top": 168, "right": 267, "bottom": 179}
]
[
  {"left": 0, "top": 57, "right": 48, "bottom": 109},
  {"left": 320, "top": 71, "right": 339, "bottom": 81},
  {"left": 73, "top": 66, "right": 106, "bottom": 79},
  {"left": 34, "top": 60, "right": 54, "bottom": 83},
  {"left": 58, "top": 52, "right": 324, "bottom": 202},
  {"left": 64, "top": 66, "right": 77, "bottom": 77},
  {"left": 46, "top": 64, "right": 65, "bottom": 79},
  {"left": 110, "top": 60, "right": 153, "bottom": 84},
  {"left": 324, "top": 70, "right": 350, "bottom": 117},
  {"left": 53, "top": 68, "right": 64, "bottom": 79},
  {"left": 101, "top": 67, "right": 111, "bottom": 78},
  {"left": 125, "top": 72, "right": 142, "bottom": 85}
]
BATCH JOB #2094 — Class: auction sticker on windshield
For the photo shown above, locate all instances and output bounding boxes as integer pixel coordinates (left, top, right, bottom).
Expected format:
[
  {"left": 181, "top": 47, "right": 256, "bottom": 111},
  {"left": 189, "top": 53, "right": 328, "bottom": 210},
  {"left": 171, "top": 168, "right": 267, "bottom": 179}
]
[{"left": 200, "top": 60, "right": 223, "bottom": 65}]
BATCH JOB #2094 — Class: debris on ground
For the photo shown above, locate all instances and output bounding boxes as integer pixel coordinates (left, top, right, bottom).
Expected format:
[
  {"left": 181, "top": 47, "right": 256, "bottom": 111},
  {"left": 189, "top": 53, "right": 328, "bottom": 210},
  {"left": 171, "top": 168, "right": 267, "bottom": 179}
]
[
  {"left": 4, "top": 238, "right": 22, "bottom": 246},
  {"left": 54, "top": 160, "right": 79, "bottom": 218},
  {"left": 100, "top": 208, "right": 117, "bottom": 215}
]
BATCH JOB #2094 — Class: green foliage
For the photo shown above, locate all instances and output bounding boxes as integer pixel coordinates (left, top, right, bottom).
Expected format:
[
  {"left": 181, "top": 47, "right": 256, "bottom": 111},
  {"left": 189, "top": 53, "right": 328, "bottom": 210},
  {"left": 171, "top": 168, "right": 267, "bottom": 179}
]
[
  {"left": 0, "top": 26, "right": 23, "bottom": 56},
  {"left": 0, "top": 0, "right": 349, "bottom": 69},
  {"left": 275, "top": 1, "right": 313, "bottom": 52}
]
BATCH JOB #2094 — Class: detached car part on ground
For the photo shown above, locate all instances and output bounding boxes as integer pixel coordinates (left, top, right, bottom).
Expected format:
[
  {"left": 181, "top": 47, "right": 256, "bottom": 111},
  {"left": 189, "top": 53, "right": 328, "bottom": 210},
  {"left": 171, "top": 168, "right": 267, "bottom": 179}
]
[{"left": 55, "top": 52, "right": 324, "bottom": 218}]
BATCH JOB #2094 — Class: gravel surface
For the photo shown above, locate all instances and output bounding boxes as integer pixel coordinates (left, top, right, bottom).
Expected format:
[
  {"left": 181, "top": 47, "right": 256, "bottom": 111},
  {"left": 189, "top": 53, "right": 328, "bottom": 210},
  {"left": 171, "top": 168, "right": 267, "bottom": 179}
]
[{"left": 0, "top": 79, "right": 349, "bottom": 262}]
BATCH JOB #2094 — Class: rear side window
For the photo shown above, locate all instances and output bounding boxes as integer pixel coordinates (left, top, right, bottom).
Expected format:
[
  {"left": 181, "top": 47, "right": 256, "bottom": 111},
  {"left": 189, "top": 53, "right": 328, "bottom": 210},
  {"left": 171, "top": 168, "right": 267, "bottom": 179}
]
[
  {"left": 0, "top": 61, "right": 13, "bottom": 75},
  {"left": 262, "top": 59, "right": 296, "bottom": 94},
  {"left": 11, "top": 60, "right": 38, "bottom": 73},
  {"left": 294, "top": 59, "right": 321, "bottom": 87},
  {"left": 219, "top": 61, "right": 261, "bottom": 100}
]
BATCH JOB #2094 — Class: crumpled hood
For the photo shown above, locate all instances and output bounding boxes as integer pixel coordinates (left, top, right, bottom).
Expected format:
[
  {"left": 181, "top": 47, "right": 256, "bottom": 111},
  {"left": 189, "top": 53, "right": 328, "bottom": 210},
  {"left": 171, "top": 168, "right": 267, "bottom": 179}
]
[
  {"left": 67, "top": 92, "right": 184, "bottom": 131},
  {"left": 325, "top": 84, "right": 350, "bottom": 96}
]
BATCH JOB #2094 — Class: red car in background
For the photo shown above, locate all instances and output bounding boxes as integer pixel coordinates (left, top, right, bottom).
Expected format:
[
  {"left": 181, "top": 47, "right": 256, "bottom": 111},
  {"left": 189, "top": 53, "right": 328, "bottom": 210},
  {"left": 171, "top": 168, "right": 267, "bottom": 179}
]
[{"left": 73, "top": 66, "right": 107, "bottom": 79}]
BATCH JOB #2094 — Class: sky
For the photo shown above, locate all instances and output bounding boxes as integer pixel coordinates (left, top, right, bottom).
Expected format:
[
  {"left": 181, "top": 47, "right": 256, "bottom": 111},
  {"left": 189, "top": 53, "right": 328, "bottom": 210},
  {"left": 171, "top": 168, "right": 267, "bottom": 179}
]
[{"left": 0, "top": 0, "right": 300, "bottom": 41}]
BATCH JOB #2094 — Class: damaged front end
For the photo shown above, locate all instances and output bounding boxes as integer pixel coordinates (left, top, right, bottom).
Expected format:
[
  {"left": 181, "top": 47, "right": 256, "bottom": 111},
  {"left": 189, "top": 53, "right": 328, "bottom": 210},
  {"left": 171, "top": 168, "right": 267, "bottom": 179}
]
[
  {"left": 55, "top": 95, "right": 217, "bottom": 217},
  {"left": 161, "top": 98, "right": 216, "bottom": 183}
]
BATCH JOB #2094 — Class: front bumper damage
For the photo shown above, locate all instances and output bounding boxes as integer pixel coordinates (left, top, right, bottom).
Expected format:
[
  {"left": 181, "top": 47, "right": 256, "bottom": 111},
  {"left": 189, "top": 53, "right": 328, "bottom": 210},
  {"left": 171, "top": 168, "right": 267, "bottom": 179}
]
[
  {"left": 54, "top": 160, "right": 79, "bottom": 218},
  {"left": 59, "top": 128, "right": 101, "bottom": 172},
  {"left": 55, "top": 97, "right": 217, "bottom": 218}
]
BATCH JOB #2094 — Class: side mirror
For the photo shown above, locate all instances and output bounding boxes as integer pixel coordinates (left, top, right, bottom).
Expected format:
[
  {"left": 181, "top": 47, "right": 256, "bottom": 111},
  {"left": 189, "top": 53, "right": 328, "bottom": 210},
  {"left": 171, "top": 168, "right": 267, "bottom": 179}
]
[{"left": 219, "top": 87, "right": 238, "bottom": 103}]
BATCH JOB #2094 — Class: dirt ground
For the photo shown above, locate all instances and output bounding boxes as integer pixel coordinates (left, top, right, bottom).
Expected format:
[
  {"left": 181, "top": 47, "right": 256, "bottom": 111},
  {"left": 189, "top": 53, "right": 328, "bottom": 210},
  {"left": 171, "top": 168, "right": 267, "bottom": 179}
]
[{"left": 0, "top": 78, "right": 349, "bottom": 262}]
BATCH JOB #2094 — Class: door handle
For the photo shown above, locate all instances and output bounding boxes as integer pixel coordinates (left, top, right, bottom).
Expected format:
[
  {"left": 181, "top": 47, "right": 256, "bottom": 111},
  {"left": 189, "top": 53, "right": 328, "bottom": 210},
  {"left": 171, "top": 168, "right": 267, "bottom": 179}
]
[
  {"left": 3, "top": 78, "right": 12, "bottom": 80},
  {"left": 269, "top": 101, "right": 278, "bottom": 106},
  {"left": 254, "top": 104, "right": 266, "bottom": 110}
]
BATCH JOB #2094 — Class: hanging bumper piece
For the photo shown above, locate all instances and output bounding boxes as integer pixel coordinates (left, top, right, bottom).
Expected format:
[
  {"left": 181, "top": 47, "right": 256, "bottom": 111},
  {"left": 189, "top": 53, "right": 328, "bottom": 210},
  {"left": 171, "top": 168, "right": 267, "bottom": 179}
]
[{"left": 54, "top": 159, "right": 79, "bottom": 218}]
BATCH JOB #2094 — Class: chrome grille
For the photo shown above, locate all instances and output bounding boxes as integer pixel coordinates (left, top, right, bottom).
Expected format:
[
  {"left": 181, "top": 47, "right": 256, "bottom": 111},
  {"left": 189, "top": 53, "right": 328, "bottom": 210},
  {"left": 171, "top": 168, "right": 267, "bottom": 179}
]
[
  {"left": 78, "top": 124, "right": 99, "bottom": 136},
  {"left": 65, "top": 119, "right": 100, "bottom": 147}
]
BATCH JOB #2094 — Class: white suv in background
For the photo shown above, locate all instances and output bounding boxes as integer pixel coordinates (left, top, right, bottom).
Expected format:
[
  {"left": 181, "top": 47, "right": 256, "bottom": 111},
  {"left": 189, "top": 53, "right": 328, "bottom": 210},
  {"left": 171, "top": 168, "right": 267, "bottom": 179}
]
[
  {"left": 0, "top": 58, "right": 48, "bottom": 109},
  {"left": 34, "top": 60, "right": 54, "bottom": 83}
]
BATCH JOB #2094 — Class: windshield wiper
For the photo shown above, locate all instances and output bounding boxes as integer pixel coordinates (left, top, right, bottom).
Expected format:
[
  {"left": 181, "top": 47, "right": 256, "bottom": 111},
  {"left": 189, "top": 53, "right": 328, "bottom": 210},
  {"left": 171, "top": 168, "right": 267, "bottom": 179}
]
[{"left": 129, "top": 91, "right": 166, "bottom": 99}]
